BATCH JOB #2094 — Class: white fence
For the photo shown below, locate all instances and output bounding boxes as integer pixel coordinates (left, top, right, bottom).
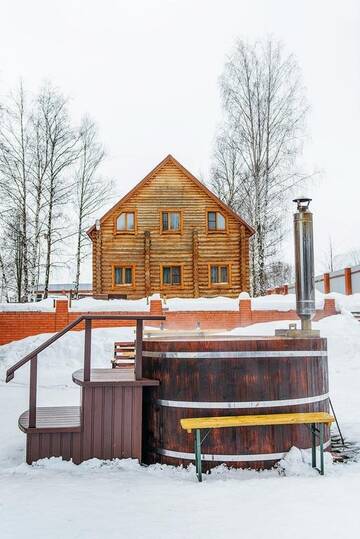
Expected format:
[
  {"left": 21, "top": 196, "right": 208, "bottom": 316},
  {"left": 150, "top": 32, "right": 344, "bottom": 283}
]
[{"left": 287, "top": 265, "right": 360, "bottom": 295}]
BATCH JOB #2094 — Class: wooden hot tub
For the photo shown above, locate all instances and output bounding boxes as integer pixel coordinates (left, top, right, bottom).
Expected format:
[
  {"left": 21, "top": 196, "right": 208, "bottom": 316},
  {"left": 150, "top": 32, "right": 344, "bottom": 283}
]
[{"left": 142, "top": 335, "right": 329, "bottom": 470}]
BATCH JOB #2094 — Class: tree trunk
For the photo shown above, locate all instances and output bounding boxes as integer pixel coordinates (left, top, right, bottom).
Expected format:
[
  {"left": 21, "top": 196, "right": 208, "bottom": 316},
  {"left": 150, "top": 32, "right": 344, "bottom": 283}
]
[{"left": 74, "top": 214, "right": 83, "bottom": 297}]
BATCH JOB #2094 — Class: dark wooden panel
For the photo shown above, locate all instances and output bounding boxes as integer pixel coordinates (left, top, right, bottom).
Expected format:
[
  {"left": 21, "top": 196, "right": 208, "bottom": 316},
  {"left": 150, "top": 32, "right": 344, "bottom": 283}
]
[
  {"left": 132, "top": 387, "right": 142, "bottom": 460},
  {"left": 39, "top": 433, "right": 50, "bottom": 459},
  {"left": 72, "top": 433, "right": 82, "bottom": 464},
  {"left": 61, "top": 433, "right": 71, "bottom": 460},
  {"left": 81, "top": 387, "right": 93, "bottom": 461},
  {"left": 93, "top": 387, "right": 104, "bottom": 457},
  {"left": 51, "top": 433, "right": 61, "bottom": 457},
  {"left": 113, "top": 387, "right": 124, "bottom": 456},
  {"left": 80, "top": 381, "right": 146, "bottom": 462},
  {"left": 123, "top": 387, "right": 133, "bottom": 457},
  {"left": 103, "top": 387, "right": 113, "bottom": 459},
  {"left": 27, "top": 433, "right": 39, "bottom": 464}
]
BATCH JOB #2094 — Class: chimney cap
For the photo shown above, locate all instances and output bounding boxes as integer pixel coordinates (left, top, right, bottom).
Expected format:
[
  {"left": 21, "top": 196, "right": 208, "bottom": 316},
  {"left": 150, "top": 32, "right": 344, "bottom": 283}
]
[{"left": 293, "top": 196, "right": 312, "bottom": 211}]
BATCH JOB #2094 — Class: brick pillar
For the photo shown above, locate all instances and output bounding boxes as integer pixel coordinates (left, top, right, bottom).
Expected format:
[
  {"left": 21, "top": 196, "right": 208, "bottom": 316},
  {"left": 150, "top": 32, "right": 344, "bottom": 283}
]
[
  {"left": 323, "top": 273, "right": 330, "bottom": 294},
  {"left": 239, "top": 299, "right": 252, "bottom": 326},
  {"left": 323, "top": 298, "right": 337, "bottom": 316},
  {"left": 55, "top": 299, "right": 69, "bottom": 331},
  {"left": 150, "top": 298, "right": 163, "bottom": 316},
  {"left": 344, "top": 267, "right": 352, "bottom": 295}
]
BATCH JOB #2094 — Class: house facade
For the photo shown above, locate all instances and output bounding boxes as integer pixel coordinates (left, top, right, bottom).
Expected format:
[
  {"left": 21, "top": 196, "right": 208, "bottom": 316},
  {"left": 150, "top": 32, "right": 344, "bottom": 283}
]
[{"left": 88, "top": 155, "right": 254, "bottom": 299}]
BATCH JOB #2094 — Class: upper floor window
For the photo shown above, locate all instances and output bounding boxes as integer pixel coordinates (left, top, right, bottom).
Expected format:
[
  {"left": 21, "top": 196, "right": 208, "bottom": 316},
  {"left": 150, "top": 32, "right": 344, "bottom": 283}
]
[
  {"left": 161, "top": 211, "right": 181, "bottom": 233},
  {"left": 113, "top": 265, "right": 134, "bottom": 286},
  {"left": 116, "top": 212, "right": 135, "bottom": 232},
  {"left": 207, "top": 211, "right": 226, "bottom": 231},
  {"left": 210, "top": 264, "right": 230, "bottom": 286},
  {"left": 161, "top": 265, "right": 182, "bottom": 286}
]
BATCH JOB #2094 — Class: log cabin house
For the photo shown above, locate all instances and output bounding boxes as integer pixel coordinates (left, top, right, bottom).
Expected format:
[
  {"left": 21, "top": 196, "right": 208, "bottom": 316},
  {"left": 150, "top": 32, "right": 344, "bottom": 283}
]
[{"left": 87, "top": 154, "right": 254, "bottom": 299}]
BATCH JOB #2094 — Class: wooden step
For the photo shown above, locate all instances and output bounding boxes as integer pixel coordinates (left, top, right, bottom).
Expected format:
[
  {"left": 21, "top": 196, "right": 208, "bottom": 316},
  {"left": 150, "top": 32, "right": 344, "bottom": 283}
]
[
  {"left": 18, "top": 406, "right": 81, "bottom": 433},
  {"left": 72, "top": 368, "right": 159, "bottom": 387}
]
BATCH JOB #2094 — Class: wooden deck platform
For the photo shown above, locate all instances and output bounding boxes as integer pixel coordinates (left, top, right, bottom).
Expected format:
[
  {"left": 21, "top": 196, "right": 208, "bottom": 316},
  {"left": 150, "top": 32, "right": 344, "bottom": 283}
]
[
  {"left": 72, "top": 368, "right": 159, "bottom": 387},
  {"left": 19, "top": 406, "right": 81, "bottom": 433},
  {"left": 20, "top": 368, "right": 159, "bottom": 464}
]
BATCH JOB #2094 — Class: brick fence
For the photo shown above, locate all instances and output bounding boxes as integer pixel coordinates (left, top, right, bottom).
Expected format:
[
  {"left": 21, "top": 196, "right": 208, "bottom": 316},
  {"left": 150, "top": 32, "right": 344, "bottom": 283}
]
[{"left": 0, "top": 297, "right": 338, "bottom": 346}]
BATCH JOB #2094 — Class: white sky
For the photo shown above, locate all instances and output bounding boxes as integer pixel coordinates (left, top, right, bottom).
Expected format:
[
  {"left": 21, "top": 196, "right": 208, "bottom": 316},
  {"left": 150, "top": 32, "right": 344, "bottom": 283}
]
[{"left": 1, "top": 0, "right": 359, "bottom": 281}]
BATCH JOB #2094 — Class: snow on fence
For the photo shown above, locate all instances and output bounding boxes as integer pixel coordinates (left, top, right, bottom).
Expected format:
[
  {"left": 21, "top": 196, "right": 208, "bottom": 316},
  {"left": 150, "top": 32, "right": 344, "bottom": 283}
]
[{"left": 0, "top": 295, "right": 338, "bottom": 346}]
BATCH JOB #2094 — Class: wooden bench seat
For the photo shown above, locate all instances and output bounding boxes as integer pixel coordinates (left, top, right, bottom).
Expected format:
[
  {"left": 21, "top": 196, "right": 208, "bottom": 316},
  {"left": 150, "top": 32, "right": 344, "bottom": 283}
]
[{"left": 180, "top": 412, "right": 335, "bottom": 481}]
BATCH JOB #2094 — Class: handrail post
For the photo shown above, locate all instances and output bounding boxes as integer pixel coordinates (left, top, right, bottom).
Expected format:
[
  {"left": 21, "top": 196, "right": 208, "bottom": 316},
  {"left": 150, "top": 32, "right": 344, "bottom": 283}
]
[
  {"left": 29, "top": 355, "right": 37, "bottom": 428},
  {"left": 84, "top": 318, "right": 92, "bottom": 382},
  {"left": 135, "top": 319, "right": 143, "bottom": 380}
]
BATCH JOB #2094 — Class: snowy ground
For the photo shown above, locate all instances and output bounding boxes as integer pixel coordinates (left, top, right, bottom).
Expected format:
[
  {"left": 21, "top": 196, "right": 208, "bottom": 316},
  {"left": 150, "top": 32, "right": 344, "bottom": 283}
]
[{"left": 1, "top": 315, "right": 360, "bottom": 538}]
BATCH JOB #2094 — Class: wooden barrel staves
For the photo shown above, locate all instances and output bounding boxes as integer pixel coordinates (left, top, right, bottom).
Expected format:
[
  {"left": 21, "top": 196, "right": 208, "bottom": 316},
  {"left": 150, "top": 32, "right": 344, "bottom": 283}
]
[{"left": 142, "top": 336, "right": 329, "bottom": 470}]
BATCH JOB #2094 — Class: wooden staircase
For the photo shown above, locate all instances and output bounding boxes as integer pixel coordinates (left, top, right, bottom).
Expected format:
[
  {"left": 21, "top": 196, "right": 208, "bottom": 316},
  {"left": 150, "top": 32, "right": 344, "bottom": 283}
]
[{"left": 6, "top": 314, "right": 165, "bottom": 465}]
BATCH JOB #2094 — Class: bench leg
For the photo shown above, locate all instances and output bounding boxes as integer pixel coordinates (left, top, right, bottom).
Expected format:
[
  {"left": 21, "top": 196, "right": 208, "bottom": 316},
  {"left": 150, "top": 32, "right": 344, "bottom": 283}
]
[
  {"left": 319, "top": 423, "right": 324, "bottom": 476},
  {"left": 194, "top": 429, "right": 202, "bottom": 482},
  {"left": 311, "top": 423, "right": 316, "bottom": 469}
]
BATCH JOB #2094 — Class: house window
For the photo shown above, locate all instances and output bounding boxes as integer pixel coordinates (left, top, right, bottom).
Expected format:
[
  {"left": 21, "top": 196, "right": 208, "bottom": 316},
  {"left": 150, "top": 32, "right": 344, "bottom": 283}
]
[
  {"left": 162, "top": 265, "right": 182, "bottom": 286},
  {"left": 113, "top": 265, "right": 134, "bottom": 286},
  {"left": 209, "top": 264, "right": 230, "bottom": 285},
  {"left": 161, "top": 211, "right": 181, "bottom": 233},
  {"left": 207, "top": 211, "right": 226, "bottom": 231},
  {"left": 116, "top": 212, "right": 135, "bottom": 232}
]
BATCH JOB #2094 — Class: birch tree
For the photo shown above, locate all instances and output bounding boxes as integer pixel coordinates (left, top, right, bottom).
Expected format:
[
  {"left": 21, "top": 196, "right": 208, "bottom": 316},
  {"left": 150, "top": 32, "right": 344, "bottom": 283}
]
[
  {"left": 0, "top": 82, "right": 111, "bottom": 302},
  {"left": 37, "top": 86, "right": 79, "bottom": 298},
  {"left": 0, "top": 84, "right": 32, "bottom": 300},
  {"left": 73, "top": 117, "right": 111, "bottom": 296},
  {"left": 211, "top": 39, "right": 309, "bottom": 295},
  {"left": 28, "top": 109, "right": 51, "bottom": 294}
]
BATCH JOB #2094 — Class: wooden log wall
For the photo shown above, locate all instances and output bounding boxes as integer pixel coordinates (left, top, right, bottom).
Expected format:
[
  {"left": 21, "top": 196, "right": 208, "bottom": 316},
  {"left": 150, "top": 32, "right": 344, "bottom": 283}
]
[{"left": 91, "top": 159, "right": 251, "bottom": 299}]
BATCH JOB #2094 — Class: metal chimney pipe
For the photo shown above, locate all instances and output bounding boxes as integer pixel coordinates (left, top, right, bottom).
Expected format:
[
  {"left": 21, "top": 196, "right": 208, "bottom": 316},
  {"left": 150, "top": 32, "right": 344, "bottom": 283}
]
[{"left": 293, "top": 197, "right": 315, "bottom": 331}]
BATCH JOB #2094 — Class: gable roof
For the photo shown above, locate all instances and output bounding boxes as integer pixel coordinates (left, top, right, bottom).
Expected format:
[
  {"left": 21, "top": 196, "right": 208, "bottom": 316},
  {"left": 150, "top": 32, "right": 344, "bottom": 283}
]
[{"left": 87, "top": 154, "right": 255, "bottom": 236}]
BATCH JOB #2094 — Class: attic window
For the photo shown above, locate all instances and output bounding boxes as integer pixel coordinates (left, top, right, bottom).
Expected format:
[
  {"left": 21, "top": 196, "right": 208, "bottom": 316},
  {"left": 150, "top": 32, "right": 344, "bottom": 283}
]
[
  {"left": 161, "top": 211, "right": 182, "bottom": 233},
  {"left": 207, "top": 211, "right": 226, "bottom": 231},
  {"left": 116, "top": 212, "right": 135, "bottom": 232}
]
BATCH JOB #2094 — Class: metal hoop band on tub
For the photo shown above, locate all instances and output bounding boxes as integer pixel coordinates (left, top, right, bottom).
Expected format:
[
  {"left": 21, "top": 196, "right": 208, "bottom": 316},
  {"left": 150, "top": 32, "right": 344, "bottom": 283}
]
[
  {"left": 157, "top": 440, "right": 331, "bottom": 462},
  {"left": 142, "top": 350, "right": 327, "bottom": 359},
  {"left": 156, "top": 393, "right": 329, "bottom": 409}
]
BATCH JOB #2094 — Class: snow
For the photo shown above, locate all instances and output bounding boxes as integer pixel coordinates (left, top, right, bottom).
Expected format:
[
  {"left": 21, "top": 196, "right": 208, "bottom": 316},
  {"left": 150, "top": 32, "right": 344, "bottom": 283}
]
[
  {"left": 250, "top": 292, "right": 325, "bottom": 311},
  {"left": 165, "top": 296, "right": 239, "bottom": 311},
  {"left": 2, "top": 291, "right": 360, "bottom": 315},
  {"left": 70, "top": 297, "right": 150, "bottom": 312},
  {"left": 0, "top": 297, "right": 56, "bottom": 311},
  {"left": 251, "top": 291, "right": 360, "bottom": 314},
  {"left": 1, "top": 314, "right": 360, "bottom": 538}
]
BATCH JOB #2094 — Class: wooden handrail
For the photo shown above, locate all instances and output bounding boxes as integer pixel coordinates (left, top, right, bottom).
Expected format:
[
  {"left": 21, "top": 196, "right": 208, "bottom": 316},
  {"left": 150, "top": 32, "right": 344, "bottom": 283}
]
[
  {"left": 6, "top": 314, "right": 166, "bottom": 383},
  {"left": 6, "top": 312, "right": 165, "bottom": 430}
]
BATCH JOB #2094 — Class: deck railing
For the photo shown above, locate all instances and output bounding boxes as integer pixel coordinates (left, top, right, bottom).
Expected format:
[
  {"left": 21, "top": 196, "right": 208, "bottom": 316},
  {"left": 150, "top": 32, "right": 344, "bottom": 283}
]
[{"left": 5, "top": 314, "right": 165, "bottom": 429}]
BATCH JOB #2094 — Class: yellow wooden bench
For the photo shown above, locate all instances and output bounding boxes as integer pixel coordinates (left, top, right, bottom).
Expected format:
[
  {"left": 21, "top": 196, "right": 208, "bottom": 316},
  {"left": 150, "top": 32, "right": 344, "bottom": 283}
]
[{"left": 180, "top": 412, "right": 335, "bottom": 482}]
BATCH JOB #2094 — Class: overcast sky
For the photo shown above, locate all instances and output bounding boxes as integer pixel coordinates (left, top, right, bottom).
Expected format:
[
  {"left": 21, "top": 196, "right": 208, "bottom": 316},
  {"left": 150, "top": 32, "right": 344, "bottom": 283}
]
[{"left": 1, "top": 0, "right": 359, "bottom": 281}]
